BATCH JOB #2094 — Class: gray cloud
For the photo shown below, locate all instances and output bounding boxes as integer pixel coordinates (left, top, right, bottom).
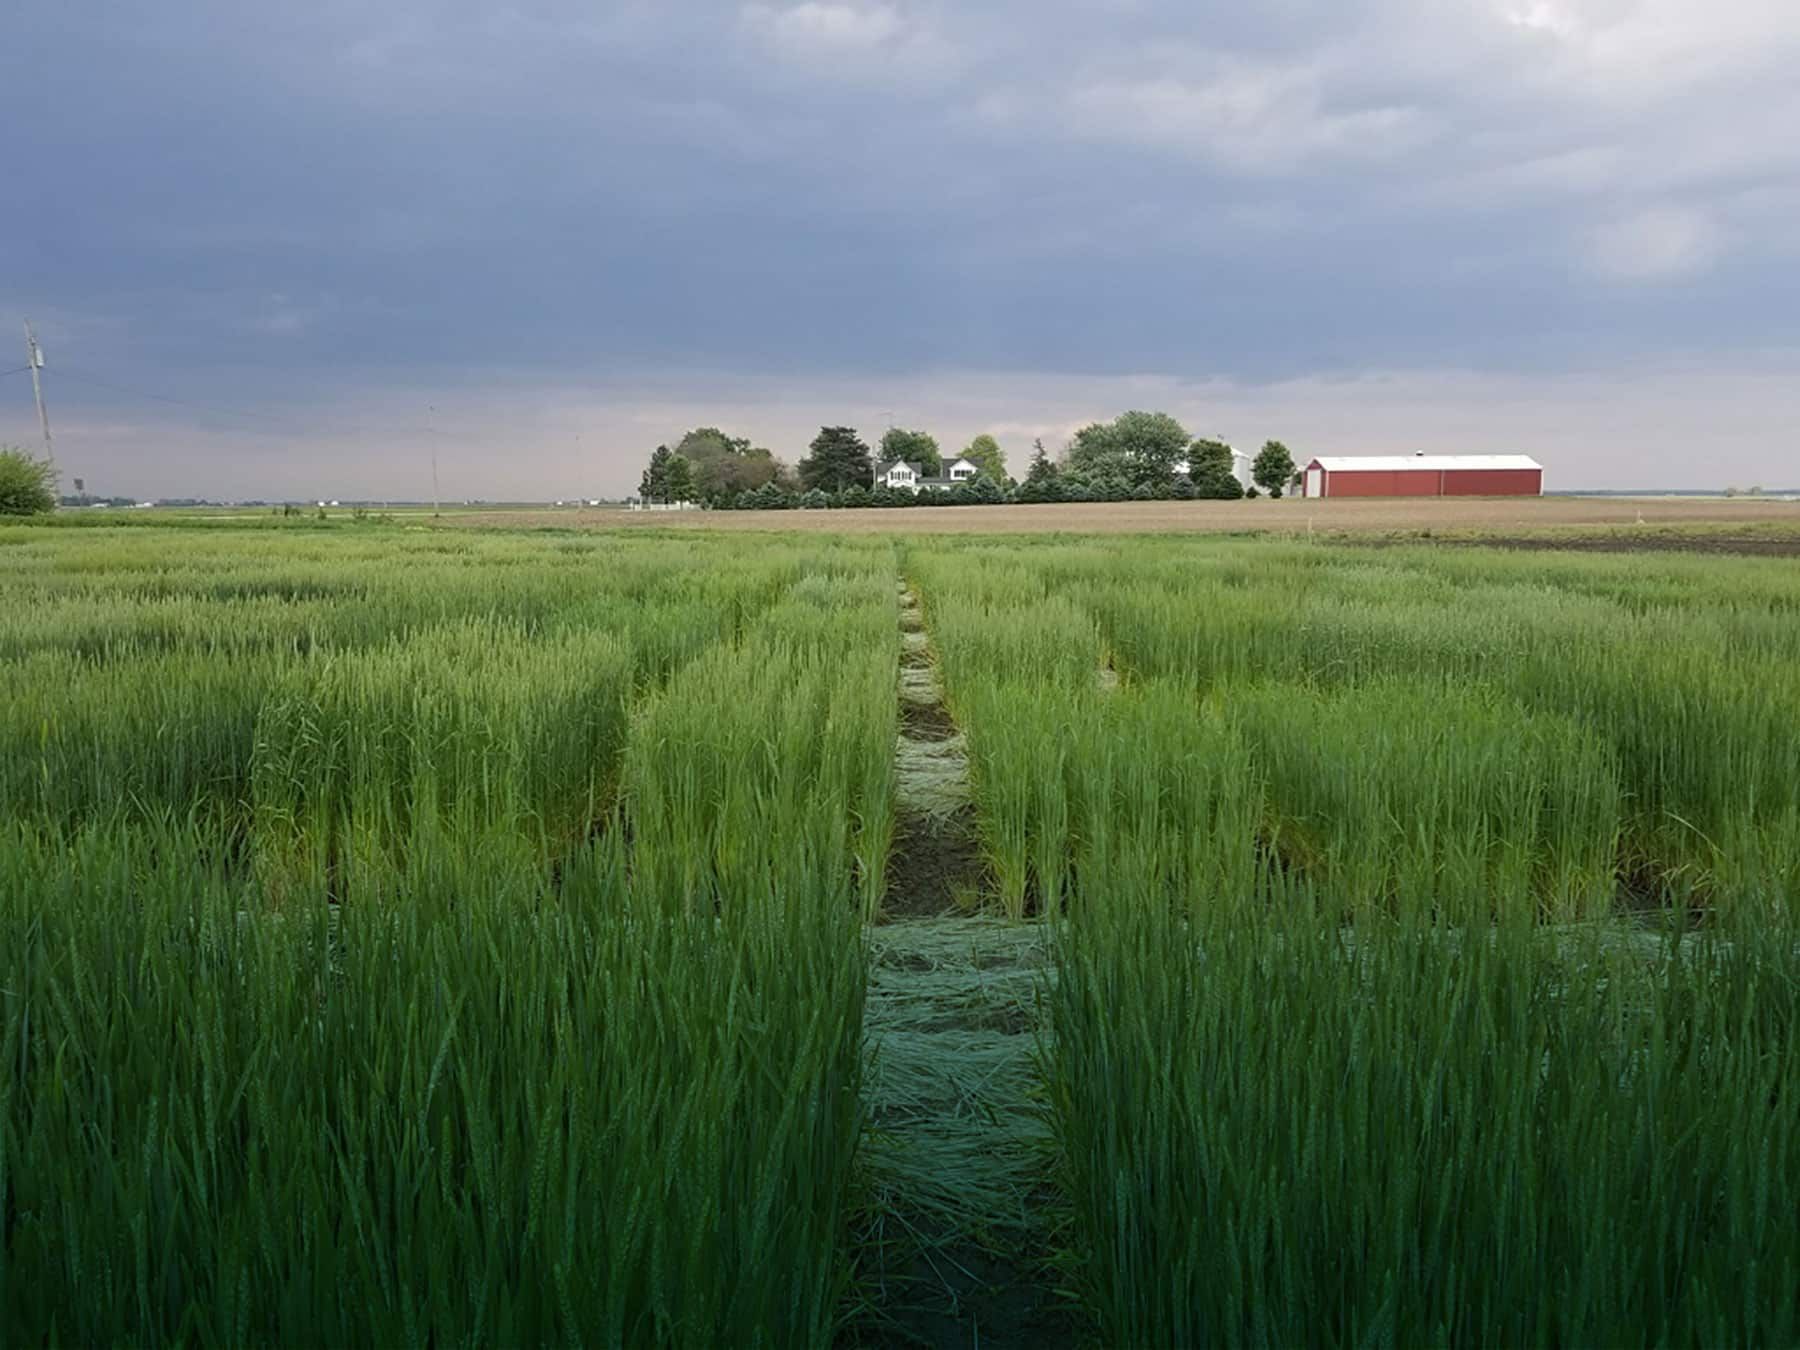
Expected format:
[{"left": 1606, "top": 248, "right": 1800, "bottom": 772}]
[{"left": 2, "top": 0, "right": 1797, "bottom": 492}]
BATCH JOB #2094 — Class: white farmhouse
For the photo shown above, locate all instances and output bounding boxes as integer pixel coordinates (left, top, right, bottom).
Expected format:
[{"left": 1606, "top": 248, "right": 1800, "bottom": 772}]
[
  {"left": 943, "top": 456, "right": 983, "bottom": 484},
  {"left": 876, "top": 460, "right": 921, "bottom": 491},
  {"left": 876, "top": 456, "right": 985, "bottom": 494}
]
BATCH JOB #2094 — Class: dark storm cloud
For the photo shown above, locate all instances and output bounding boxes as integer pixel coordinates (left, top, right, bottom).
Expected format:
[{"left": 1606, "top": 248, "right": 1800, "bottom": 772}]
[{"left": 2, "top": 1, "right": 1797, "bottom": 493}]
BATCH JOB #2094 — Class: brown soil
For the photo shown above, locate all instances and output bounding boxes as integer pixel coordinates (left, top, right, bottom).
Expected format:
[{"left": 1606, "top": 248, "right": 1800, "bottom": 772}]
[
  {"left": 1464, "top": 533, "right": 1800, "bottom": 557},
  {"left": 449, "top": 495, "right": 1800, "bottom": 538},
  {"left": 883, "top": 808, "right": 987, "bottom": 918}
]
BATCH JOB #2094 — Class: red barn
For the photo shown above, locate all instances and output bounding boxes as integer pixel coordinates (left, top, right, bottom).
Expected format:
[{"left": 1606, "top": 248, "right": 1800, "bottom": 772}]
[{"left": 1298, "top": 454, "right": 1543, "bottom": 499}]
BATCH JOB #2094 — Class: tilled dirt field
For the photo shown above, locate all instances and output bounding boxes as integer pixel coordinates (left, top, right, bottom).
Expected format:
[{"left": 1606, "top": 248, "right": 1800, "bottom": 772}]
[
  {"left": 1467, "top": 532, "right": 1800, "bottom": 556},
  {"left": 452, "top": 496, "right": 1800, "bottom": 546}
]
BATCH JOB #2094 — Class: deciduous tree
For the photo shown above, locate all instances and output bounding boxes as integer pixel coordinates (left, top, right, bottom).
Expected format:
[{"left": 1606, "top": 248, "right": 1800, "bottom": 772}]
[
  {"left": 1253, "top": 441, "right": 1296, "bottom": 498},
  {"left": 669, "top": 426, "right": 785, "bottom": 503},
  {"left": 0, "top": 448, "right": 56, "bottom": 516},
  {"left": 880, "top": 427, "right": 941, "bottom": 476},
  {"left": 1187, "top": 437, "right": 1243, "bottom": 499},
  {"left": 962, "top": 433, "right": 1008, "bottom": 483},
  {"left": 1067, "top": 412, "right": 1187, "bottom": 491}
]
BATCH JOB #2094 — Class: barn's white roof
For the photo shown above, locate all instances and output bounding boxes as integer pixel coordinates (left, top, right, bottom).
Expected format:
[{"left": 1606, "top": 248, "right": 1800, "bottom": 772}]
[{"left": 1311, "top": 454, "right": 1543, "bottom": 472}]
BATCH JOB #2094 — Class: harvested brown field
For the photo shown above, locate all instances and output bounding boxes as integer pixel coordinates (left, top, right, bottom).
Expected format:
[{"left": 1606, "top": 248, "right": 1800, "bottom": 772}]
[{"left": 449, "top": 495, "right": 1800, "bottom": 547}]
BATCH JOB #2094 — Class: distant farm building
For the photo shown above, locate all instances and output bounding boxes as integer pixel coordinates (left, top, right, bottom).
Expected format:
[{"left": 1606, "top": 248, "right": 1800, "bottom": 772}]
[
  {"left": 1171, "top": 447, "right": 1256, "bottom": 491},
  {"left": 876, "top": 456, "right": 983, "bottom": 494},
  {"left": 1297, "top": 454, "right": 1544, "bottom": 499}
]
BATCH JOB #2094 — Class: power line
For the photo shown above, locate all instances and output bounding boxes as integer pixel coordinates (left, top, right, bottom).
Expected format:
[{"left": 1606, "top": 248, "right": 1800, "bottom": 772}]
[
  {"left": 52, "top": 368, "right": 309, "bottom": 430},
  {"left": 0, "top": 364, "right": 30, "bottom": 379},
  {"left": 50, "top": 366, "right": 442, "bottom": 440},
  {"left": 40, "top": 364, "right": 460, "bottom": 504},
  {"left": 15, "top": 361, "right": 479, "bottom": 505}
]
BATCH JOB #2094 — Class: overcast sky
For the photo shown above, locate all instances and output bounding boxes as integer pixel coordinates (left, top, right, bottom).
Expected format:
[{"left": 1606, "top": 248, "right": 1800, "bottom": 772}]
[{"left": 3, "top": 1, "right": 1797, "bottom": 497}]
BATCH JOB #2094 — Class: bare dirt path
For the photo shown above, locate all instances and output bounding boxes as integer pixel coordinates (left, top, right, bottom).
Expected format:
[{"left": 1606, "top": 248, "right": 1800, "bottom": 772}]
[{"left": 852, "top": 580, "right": 1065, "bottom": 1349}]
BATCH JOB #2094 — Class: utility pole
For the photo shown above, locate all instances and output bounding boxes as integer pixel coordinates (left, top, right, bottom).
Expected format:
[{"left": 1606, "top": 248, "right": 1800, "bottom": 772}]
[{"left": 23, "top": 319, "right": 52, "bottom": 466}]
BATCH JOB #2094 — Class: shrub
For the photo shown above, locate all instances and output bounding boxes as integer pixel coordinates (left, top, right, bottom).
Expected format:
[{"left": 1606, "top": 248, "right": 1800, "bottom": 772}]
[
  {"left": 0, "top": 448, "right": 57, "bottom": 516},
  {"left": 1191, "top": 468, "right": 1244, "bottom": 500},
  {"left": 962, "top": 473, "right": 1005, "bottom": 505},
  {"left": 748, "top": 480, "right": 792, "bottom": 510}
]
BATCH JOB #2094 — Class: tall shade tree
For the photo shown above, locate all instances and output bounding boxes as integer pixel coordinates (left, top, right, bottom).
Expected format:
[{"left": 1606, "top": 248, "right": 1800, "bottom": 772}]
[
  {"left": 1187, "top": 437, "right": 1244, "bottom": 499},
  {"left": 1066, "top": 412, "right": 1187, "bottom": 490},
  {"left": 962, "top": 433, "right": 1007, "bottom": 483},
  {"left": 0, "top": 448, "right": 57, "bottom": 516},
  {"left": 1253, "top": 441, "right": 1297, "bottom": 498},
  {"left": 669, "top": 427, "right": 785, "bottom": 502},
  {"left": 799, "top": 427, "right": 874, "bottom": 493},
  {"left": 1188, "top": 438, "right": 1233, "bottom": 477},
  {"left": 880, "top": 428, "right": 941, "bottom": 476}
]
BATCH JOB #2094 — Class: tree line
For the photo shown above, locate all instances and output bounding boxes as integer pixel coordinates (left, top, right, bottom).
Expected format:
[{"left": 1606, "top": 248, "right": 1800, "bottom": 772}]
[{"left": 637, "top": 414, "right": 1300, "bottom": 510}]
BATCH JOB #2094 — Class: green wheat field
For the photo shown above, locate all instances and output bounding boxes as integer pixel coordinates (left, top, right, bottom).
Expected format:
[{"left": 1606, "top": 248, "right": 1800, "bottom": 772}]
[{"left": 2, "top": 519, "right": 1796, "bottom": 1346}]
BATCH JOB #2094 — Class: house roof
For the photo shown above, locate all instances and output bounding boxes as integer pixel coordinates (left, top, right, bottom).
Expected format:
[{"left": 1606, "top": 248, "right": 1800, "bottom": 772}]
[
  {"left": 877, "top": 457, "right": 985, "bottom": 485},
  {"left": 1309, "top": 454, "right": 1543, "bottom": 473}
]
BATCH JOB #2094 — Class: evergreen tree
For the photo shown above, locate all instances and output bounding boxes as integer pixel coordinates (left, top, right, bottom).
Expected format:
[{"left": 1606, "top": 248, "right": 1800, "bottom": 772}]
[
  {"left": 1017, "top": 438, "right": 1063, "bottom": 503},
  {"left": 638, "top": 445, "right": 676, "bottom": 502},
  {"left": 965, "top": 472, "right": 1005, "bottom": 505},
  {"left": 798, "top": 427, "right": 874, "bottom": 493},
  {"left": 1192, "top": 469, "right": 1245, "bottom": 500},
  {"left": 664, "top": 454, "right": 695, "bottom": 503},
  {"left": 748, "top": 479, "right": 791, "bottom": 509}
]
